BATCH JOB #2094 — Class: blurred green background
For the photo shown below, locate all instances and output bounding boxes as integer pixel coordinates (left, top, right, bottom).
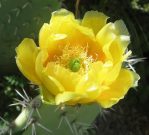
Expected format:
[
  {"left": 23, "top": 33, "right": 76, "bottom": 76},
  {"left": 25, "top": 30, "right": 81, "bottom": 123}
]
[{"left": 0, "top": 0, "right": 149, "bottom": 135}]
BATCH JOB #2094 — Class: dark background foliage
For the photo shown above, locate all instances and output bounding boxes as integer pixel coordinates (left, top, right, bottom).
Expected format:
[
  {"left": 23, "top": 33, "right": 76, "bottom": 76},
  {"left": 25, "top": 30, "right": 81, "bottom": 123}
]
[{"left": 0, "top": 0, "right": 149, "bottom": 134}]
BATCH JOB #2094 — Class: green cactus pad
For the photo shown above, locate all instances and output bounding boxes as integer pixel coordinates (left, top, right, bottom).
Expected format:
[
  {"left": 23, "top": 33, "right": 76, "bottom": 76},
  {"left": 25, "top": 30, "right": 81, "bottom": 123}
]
[
  {"left": 23, "top": 103, "right": 100, "bottom": 135},
  {"left": 0, "top": 0, "right": 61, "bottom": 75}
]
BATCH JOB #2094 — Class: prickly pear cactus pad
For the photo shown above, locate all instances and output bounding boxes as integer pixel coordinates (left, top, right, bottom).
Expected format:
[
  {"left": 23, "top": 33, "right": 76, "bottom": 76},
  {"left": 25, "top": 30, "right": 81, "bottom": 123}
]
[
  {"left": 23, "top": 99, "right": 100, "bottom": 135},
  {"left": 0, "top": 0, "right": 61, "bottom": 74}
]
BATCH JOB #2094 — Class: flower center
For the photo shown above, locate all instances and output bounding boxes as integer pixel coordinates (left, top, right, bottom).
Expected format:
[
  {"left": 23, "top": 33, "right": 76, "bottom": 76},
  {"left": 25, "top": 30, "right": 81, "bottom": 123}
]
[
  {"left": 54, "top": 44, "right": 95, "bottom": 73},
  {"left": 68, "top": 58, "right": 81, "bottom": 72}
]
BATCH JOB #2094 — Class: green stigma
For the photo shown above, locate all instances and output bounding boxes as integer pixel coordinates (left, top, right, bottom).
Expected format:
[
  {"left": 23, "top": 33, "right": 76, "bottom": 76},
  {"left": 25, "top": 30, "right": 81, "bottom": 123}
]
[{"left": 69, "top": 58, "right": 81, "bottom": 72}]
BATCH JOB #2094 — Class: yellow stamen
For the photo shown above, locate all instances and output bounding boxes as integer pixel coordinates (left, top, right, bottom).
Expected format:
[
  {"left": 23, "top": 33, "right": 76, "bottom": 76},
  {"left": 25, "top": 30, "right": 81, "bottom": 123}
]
[{"left": 54, "top": 44, "right": 95, "bottom": 73}]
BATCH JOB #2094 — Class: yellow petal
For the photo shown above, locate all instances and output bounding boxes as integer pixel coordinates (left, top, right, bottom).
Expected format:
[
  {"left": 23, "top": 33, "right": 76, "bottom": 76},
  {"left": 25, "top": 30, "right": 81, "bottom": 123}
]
[
  {"left": 55, "top": 91, "right": 81, "bottom": 105},
  {"left": 96, "top": 20, "right": 130, "bottom": 65},
  {"left": 49, "top": 9, "right": 95, "bottom": 39},
  {"left": 44, "top": 62, "right": 81, "bottom": 91},
  {"left": 39, "top": 9, "right": 96, "bottom": 56},
  {"left": 50, "top": 9, "right": 95, "bottom": 40},
  {"left": 35, "top": 51, "right": 65, "bottom": 96},
  {"left": 39, "top": 23, "right": 67, "bottom": 50},
  {"left": 96, "top": 20, "right": 130, "bottom": 51},
  {"left": 96, "top": 23, "right": 116, "bottom": 46},
  {"left": 102, "top": 38, "right": 123, "bottom": 63},
  {"left": 39, "top": 23, "right": 51, "bottom": 49},
  {"left": 96, "top": 23, "right": 116, "bottom": 63},
  {"left": 114, "top": 20, "right": 130, "bottom": 48},
  {"left": 97, "top": 69, "right": 134, "bottom": 108},
  {"left": 15, "top": 38, "right": 40, "bottom": 84},
  {"left": 108, "top": 38, "right": 124, "bottom": 63},
  {"left": 82, "top": 11, "right": 108, "bottom": 35},
  {"left": 75, "top": 62, "right": 108, "bottom": 103},
  {"left": 103, "top": 63, "right": 121, "bottom": 85}
]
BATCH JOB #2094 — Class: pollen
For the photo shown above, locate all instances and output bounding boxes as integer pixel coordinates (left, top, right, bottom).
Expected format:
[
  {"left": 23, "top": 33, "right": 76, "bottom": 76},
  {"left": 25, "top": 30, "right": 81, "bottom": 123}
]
[{"left": 55, "top": 44, "right": 95, "bottom": 73}]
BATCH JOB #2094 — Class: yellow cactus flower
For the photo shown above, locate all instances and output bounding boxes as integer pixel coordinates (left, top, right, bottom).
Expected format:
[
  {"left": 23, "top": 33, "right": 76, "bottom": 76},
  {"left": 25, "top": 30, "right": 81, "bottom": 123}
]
[{"left": 16, "top": 9, "right": 139, "bottom": 108}]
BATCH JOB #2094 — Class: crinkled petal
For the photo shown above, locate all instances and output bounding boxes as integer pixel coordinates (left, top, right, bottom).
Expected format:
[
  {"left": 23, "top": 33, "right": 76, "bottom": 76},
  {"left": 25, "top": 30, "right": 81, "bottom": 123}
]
[
  {"left": 96, "top": 20, "right": 130, "bottom": 64},
  {"left": 39, "top": 23, "right": 67, "bottom": 50},
  {"left": 96, "top": 23, "right": 116, "bottom": 47},
  {"left": 39, "top": 23, "right": 50, "bottom": 49},
  {"left": 39, "top": 9, "right": 96, "bottom": 56},
  {"left": 96, "top": 20, "right": 130, "bottom": 52},
  {"left": 75, "top": 62, "right": 109, "bottom": 103},
  {"left": 114, "top": 20, "right": 130, "bottom": 48},
  {"left": 44, "top": 62, "right": 81, "bottom": 91},
  {"left": 102, "top": 38, "right": 123, "bottom": 63},
  {"left": 97, "top": 69, "right": 135, "bottom": 108},
  {"left": 103, "top": 63, "right": 122, "bottom": 85},
  {"left": 35, "top": 51, "right": 65, "bottom": 96},
  {"left": 49, "top": 9, "right": 95, "bottom": 39},
  {"left": 15, "top": 38, "right": 40, "bottom": 84},
  {"left": 55, "top": 91, "right": 81, "bottom": 105},
  {"left": 82, "top": 11, "right": 109, "bottom": 35}
]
